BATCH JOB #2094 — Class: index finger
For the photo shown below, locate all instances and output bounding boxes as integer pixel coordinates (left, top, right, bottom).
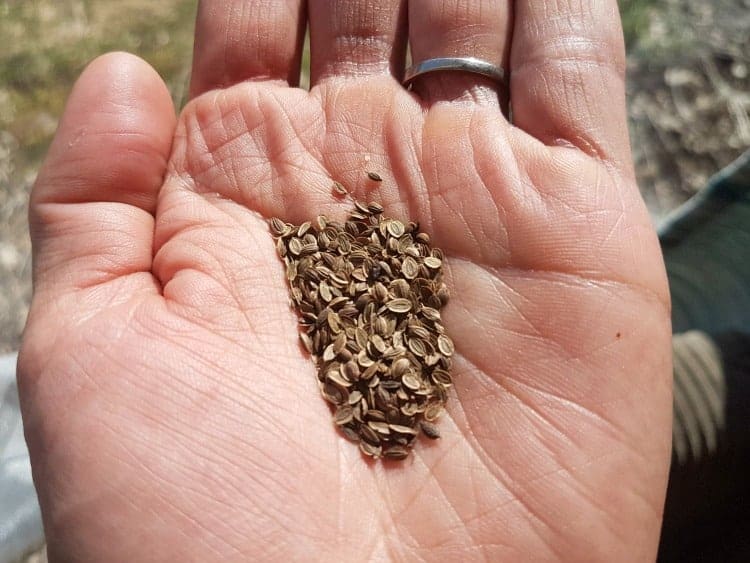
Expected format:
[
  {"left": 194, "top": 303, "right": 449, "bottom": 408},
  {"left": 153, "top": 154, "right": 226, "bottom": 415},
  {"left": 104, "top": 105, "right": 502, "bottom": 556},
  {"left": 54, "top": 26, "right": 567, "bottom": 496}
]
[{"left": 510, "top": 1, "right": 631, "bottom": 169}]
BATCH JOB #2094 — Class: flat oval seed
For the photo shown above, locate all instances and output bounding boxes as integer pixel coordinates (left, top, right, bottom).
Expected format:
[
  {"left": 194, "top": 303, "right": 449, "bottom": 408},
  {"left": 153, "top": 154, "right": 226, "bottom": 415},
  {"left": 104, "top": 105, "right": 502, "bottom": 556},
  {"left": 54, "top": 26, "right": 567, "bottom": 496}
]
[
  {"left": 421, "top": 306, "right": 441, "bottom": 321},
  {"left": 299, "top": 332, "right": 313, "bottom": 354},
  {"left": 420, "top": 420, "right": 441, "bottom": 439},
  {"left": 387, "top": 220, "right": 405, "bottom": 238},
  {"left": 437, "top": 334, "right": 455, "bottom": 357},
  {"left": 333, "top": 180, "right": 348, "bottom": 195},
  {"left": 360, "top": 441, "right": 382, "bottom": 458},
  {"left": 389, "top": 424, "right": 418, "bottom": 436},
  {"left": 431, "top": 368, "right": 453, "bottom": 386},
  {"left": 288, "top": 237, "right": 303, "bottom": 255},
  {"left": 423, "top": 256, "right": 442, "bottom": 269},
  {"left": 269, "top": 217, "right": 287, "bottom": 236},
  {"left": 424, "top": 402, "right": 444, "bottom": 422},
  {"left": 402, "top": 372, "right": 422, "bottom": 390},
  {"left": 368, "top": 421, "right": 391, "bottom": 435},
  {"left": 367, "top": 202, "right": 384, "bottom": 214},
  {"left": 334, "top": 405, "right": 354, "bottom": 425},
  {"left": 401, "top": 256, "right": 418, "bottom": 279},
  {"left": 386, "top": 298, "right": 412, "bottom": 313},
  {"left": 391, "top": 357, "right": 411, "bottom": 378},
  {"left": 367, "top": 171, "right": 383, "bottom": 182},
  {"left": 359, "top": 424, "right": 381, "bottom": 445},
  {"left": 383, "top": 446, "right": 409, "bottom": 460}
]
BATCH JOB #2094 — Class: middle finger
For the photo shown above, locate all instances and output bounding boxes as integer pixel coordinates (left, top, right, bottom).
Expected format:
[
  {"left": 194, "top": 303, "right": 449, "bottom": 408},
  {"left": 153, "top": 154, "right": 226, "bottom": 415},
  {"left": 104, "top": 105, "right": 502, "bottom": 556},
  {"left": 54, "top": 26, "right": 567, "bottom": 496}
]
[{"left": 309, "top": 0, "right": 408, "bottom": 85}]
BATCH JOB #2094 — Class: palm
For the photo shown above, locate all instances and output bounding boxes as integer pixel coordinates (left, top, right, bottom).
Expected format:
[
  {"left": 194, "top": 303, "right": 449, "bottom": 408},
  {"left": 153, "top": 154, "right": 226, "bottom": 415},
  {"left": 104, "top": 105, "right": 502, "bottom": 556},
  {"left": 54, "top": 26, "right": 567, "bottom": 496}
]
[{"left": 20, "top": 3, "right": 672, "bottom": 561}]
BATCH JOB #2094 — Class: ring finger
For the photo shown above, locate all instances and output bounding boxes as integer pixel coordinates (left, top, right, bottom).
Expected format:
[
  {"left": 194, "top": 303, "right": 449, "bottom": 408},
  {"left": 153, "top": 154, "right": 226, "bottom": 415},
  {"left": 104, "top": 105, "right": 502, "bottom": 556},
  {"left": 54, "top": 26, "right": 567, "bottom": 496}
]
[{"left": 408, "top": 0, "right": 513, "bottom": 107}]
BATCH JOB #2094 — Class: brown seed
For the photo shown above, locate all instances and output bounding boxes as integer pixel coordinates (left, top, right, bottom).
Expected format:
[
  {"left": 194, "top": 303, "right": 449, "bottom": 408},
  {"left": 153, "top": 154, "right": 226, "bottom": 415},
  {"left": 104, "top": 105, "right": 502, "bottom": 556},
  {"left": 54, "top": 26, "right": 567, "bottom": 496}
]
[
  {"left": 319, "top": 281, "right": 333, "bottom": 302},
  {"left": 359, "top": 424, "right": 381, "bottom": 445},
  {"left": 420, "top": 421, "right": 441, "bottom": 439},
  {"left": 401, "top": 256, "right": 419, "bottom": 279},
  {"left": 368, "top": 421, "right": 391, "bottom": 435},
  {"left": 423, "top": 256, "right": 442, "bottom": 269},
  {"left": 391, "top": 357, "right": 411, "bottom": 378},
  {"left": 402, "top": 372, "right": 422, "bottom": 391},
  {"left": 288, "top": 237, "right": 303, "bottom": 256},
  {"left": 343, "top": 360, "right": 361, "bottom": 381},
  {"left": 368, "top": 202, "right": 384, "bottom": 214},
  {"left": 421, "top": 306, "right": 441, "bottom": 321},
  {"left": 367, "top": 171, "right": 383, "bottom": 182},
  {"left": 334, "top": 406, "right": 354, "bottom": 425},
  {"left": 386, "top": 220, "right": 405, "bottom": 238},
  {"left": 386, "top": 298, "right": 412, "bottom": 313},
  {"left": 389, "top": 424, "right": 418, "bottom": 436},
  {"left": 327, "top": 369, "right": 352, "bottom": 388},
  {"left": 407, "top": 337, "right": 426, "bottom": 357},
  {"left": 437, "top": 334, "right": 455, "bottom": 357},
  {"left": 360, "top": 441, "right": 382, "bottom": 458},
  {"left": 383, "top": 446, "right": 409, "bottom": 460},
  {"left": 431, "top": 369, "right": 453, "bottom": 387},
  {"left": 333, "top": 181, "right": 348, "bottom": 196},
  {"left": 424, "top": 402, "right": 444, "bottom": 422},
  {"left": 270, "top": 217, "right": 288, "bottom": 237},
  {"left": 272, "top": 199, "right": 455, "bottom": 459}
]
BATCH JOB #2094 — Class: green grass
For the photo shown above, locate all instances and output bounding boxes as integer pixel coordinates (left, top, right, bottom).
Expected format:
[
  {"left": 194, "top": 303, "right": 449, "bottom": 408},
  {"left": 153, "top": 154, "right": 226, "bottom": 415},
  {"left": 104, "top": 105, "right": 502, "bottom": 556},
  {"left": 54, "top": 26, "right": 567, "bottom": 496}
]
[{"left": 0, "top": 0, "right": 197, "bottom": 176}]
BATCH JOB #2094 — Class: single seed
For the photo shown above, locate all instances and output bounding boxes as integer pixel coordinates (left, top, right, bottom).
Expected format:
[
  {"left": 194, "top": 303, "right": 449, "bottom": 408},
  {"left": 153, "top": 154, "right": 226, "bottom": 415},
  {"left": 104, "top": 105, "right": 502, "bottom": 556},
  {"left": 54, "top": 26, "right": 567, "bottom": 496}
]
[
  {"left": 401, "top": 256, "right": 419, "bottom": 279},
  {"left": 333, "top": 181, "right": 348, "bottom": 196},
  {"left": 387, "top": 220, "right": 406, "bottom": 238},
  {"left": 420, "top": 421, "right": 441, "bottom": 439},
  {"left": 386, "top": 298, "right": 412, "bottom": 313},
  {"left": 437, "top": 334, "right": 455, "bottom": 357},
  {"left": 383, "top": 446, "right": 409, "bottom": 460},
  {"left": 423, "top": 256, "right": 442, "bottom": 269},
  {"left": 367, "top": 171, "right": 383, "bottom": 182}
]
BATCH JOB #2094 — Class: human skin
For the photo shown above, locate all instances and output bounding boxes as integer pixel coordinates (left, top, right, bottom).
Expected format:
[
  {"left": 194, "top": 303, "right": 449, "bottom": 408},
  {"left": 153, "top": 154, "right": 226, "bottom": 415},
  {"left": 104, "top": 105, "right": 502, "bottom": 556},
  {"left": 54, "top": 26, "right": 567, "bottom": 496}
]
[{"left": 18, "top": 0, "right": 672, "bottom": 561}]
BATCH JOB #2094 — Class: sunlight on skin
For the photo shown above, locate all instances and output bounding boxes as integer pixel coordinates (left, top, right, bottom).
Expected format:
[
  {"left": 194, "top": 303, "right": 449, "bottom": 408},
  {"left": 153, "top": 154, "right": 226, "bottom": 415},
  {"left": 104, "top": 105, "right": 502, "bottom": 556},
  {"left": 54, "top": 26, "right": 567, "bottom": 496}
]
[{"left": 19, "top": 1, "right": 672, "bottom": 560}]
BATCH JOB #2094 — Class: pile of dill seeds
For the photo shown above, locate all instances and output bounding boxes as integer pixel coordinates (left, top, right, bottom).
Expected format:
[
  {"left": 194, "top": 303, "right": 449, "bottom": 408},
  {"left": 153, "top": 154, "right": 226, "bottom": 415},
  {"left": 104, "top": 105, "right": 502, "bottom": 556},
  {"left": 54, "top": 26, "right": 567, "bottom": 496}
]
[{"left": 270, "top": 190, "right": 454, "bottom": 460}]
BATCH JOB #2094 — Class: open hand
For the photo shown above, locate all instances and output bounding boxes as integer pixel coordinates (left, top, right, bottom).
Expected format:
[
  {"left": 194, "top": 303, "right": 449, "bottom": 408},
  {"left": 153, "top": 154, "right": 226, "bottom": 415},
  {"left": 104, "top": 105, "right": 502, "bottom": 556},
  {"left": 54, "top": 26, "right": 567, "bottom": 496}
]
[{"left": 19, "top": 1, "right": 672, "bottom": 560}]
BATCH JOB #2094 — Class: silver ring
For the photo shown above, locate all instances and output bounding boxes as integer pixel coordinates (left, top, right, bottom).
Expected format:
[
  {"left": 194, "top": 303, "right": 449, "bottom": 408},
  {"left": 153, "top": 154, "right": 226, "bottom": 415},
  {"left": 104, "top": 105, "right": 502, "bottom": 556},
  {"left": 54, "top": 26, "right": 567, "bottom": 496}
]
[{"left": 402, "top": 57, "right": 506, "bottom": 87}]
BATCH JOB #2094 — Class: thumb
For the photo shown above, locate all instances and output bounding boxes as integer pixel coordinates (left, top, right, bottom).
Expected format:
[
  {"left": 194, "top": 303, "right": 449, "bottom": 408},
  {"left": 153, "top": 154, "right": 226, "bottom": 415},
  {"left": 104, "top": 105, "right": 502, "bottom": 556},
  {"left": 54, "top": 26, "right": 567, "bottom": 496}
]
[{"left": 29, "top": 51, "right": 176, "bottom": 304}]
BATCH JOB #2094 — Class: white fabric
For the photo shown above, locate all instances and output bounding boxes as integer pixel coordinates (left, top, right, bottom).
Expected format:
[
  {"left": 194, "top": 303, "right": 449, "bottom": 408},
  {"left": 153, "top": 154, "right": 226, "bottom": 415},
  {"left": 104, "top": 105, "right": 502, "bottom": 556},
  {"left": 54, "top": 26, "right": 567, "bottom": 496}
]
[{"left": 0, "top": 353, "right": 43, "bottom": 563}]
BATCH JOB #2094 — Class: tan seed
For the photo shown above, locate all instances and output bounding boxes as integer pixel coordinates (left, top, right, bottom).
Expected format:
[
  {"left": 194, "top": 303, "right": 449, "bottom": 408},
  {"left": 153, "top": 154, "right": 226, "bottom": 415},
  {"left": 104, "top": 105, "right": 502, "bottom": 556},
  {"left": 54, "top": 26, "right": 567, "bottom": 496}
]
[
  {"left": 424, "top": 402, "right": 444, "bottom": 422},
  {"left": 389, "top": 424, "right": 418, "bottom": 436},
  {"left": 334, "top": 406, "right": 354, "bottom": 425},
  {"left": 386, "top": 220, "right": 405, "bottom": 238},
  {"left": 333, "top": 180, "right": 348, "bottom": 196},
  {"left": 386, "top": 298, "right": 412, "bottom": 313},
  {"left": 402, "top": 372, "right": 422, "bottom": 391},
  {"left": 401, "top": 256, "right": 419, "bottom": 279},
  {"left": 437, "top": 334, "right": 455, "bottom": 357},
  {"left": 423, "top": 256, "right": 442, "bottom": 269},
  {"left": 391, "top": 357, "right": 411, "bottom": 378},
  {"left": 367, "top": 171, "right": 383, "bottom": 182},
  {"left": 360, "top": 441, "right": 382, "bottom": 458}
]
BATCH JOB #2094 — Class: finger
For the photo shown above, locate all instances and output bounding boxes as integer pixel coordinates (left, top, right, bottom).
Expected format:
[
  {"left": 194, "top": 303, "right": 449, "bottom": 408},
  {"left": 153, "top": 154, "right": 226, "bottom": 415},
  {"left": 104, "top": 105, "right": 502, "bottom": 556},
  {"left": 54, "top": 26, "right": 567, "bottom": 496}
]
[
  {"left": 190, "top": 0, "right": 306, "bottom": 97},
  {"left": 408, "top": 0, "right": 512, "bottom": 106},
  {"left": 308, "top": 0, "right": 408, "bottom": 85},
  {"left": 30, "top": 52, "right": 176, "bottom": 296},
  {"left": 510, "top": 1, "right": 630, "bottom": 166}
]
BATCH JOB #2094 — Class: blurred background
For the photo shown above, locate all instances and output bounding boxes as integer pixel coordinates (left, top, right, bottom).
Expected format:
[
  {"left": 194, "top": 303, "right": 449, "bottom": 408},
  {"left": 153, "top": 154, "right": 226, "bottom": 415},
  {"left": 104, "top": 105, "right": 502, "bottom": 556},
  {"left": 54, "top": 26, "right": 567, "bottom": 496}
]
[{"left": 1, "top": 1, "right": 748, "bottom": 561}]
